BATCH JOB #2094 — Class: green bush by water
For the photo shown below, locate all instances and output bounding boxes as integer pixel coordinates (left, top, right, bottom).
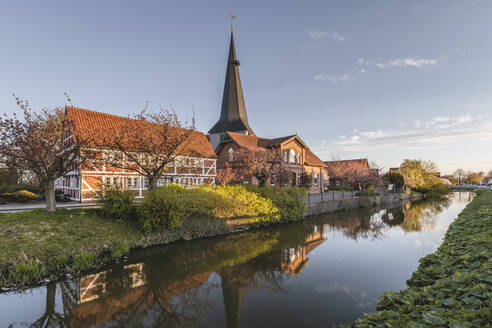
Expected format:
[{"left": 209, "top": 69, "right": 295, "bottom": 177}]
[
  {"left": 97, "top": 187, "right": 137, "bottom": 222},
  {"left": 347, "top": 190, "right": 492, "bottom": 328},
  {"left": 137, "top": 185, "right": 293, "bottom": 233}
]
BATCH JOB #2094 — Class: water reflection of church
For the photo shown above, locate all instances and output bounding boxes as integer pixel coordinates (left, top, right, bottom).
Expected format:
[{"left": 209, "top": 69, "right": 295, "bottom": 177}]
[{"left": 33, "top": 223, "right": 327, "bottom": 328}]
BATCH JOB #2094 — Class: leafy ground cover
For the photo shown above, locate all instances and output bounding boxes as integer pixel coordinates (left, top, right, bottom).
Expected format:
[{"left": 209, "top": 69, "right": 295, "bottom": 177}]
[
  {"left": 0, "top": 185, "right": 306, "bottom": 289},
  {"left": 347, "top": 190, "right": 492, "bottom": 328}
]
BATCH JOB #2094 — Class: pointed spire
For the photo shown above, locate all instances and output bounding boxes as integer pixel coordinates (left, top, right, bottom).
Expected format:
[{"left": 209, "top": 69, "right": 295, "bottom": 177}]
[{"left": 208, "top": 25, "right": 254, "bottom": 135}]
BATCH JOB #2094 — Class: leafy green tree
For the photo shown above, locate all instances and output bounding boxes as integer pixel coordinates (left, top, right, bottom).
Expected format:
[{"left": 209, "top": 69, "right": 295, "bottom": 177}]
[
  {"left": 467, "top": 172, "right": 483, "bottom": 184},
  {"left": 383, "top": 172, "right": 405, "bottom": 191},
  {"left": 399, "top": 159, "right": 448, "bottom": 195}
]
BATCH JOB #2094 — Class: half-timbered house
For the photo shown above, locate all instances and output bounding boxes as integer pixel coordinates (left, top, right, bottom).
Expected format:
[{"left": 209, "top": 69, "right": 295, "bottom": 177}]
[{"left": 55, "top": 107, "right": 217, "bottom": 202}]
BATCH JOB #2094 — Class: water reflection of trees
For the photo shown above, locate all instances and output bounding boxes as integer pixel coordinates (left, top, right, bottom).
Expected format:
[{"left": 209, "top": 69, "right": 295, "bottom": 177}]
[
  {"left": 399, "top": 197, "right": 452, "bottom": 233},
  {"left": 323, "top": 196, "right": 453, "bottom": 239},
  {"left": 324, "top": 209, "right": 387, "bottom": 241},
  {"left": 11, "top": 195, "right": 457, "bottom": 328}
]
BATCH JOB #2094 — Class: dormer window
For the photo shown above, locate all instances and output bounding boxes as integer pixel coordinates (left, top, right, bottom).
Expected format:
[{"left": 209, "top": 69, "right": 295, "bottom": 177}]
[{"left": 228, "top": 148, "right": 234, "bottom": 162}]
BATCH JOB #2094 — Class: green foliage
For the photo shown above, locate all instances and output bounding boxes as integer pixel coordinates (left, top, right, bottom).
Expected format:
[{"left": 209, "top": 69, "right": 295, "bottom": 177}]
[
  {"left": 245, "top": 185, "right": 307, "bottom": 221},
  {"left": 213, "top": 185, "right": 279, "bottom": 223},
  {"left": 414, "top": 176, "right": 451, "bottom": 197},
  {"left": 72, "top": 251, "right": 98, "bottom": 272},
  {"left": 8, "top": 262, "right": 45, "bottom": 286},
  {"left": 0, "top": 189, "right": 41, "bottom": 203},
  {"left": 137, "top": 185, "right": 307, "bottom": 233},
  {"left": 383, "top": 171, "right": 405, "bottom": 191},
  {"left": 347, "top": 190, "right": 492, "bottom": 328},
  {"left": 399, "top": 159, "right": 450, "bottom": 196},
  {"left": 138, "top": 185, "right": 216, "bottom": 233},
  {"left": 97, "top": 187, "right": 137, "bottom": 222}
]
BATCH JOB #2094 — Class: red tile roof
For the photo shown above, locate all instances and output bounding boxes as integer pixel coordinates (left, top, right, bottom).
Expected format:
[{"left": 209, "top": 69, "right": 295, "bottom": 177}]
[
  {"left": 304, "top": 149, "right": 326, "bottom": 167},
  {"left": 66, "top": 106, "right": 216, "bottom": 158},
  {"left": 226, "top": 131, "right": 309, "bottom": 151},
  {"left": 226, "top": 131, "right": 267, "bottom": 153},
  {"left": 323, "top": 159, "right": 370, "bottom": 176}
]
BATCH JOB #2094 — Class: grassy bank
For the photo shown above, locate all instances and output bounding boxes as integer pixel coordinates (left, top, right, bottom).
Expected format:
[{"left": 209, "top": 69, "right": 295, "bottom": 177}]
[
  {"left": 347, "top": 190, "right": 492, "bottom": 328},
  {"left": 0, "top": 185, "right": 306, "bottom": 290}
]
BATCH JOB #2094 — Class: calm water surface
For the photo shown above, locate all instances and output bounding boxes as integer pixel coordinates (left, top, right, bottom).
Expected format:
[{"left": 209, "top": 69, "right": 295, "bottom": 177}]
[{"left": 0, "top": 192, "right": 473, "bottom": 328}]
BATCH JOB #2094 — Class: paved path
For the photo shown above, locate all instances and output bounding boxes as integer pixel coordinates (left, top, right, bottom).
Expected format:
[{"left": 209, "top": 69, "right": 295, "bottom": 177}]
[{"left": 0, "top": 201, "right": 99, "bottom": 213}]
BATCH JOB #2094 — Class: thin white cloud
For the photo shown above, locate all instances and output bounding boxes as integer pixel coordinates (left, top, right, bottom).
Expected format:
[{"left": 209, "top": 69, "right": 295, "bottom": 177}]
[
  {"left": 314, "top": 73, "right": 350, "bottom": 84},
  {"left": 315, "top": 56, "right": 442, "bottom": 83},
  {"left": 315, "top": 114, "right": 492, "bottom": 153},
  {"left": 308, "top": 30, "right": 347, "bottom": 42},
  {"left": 375, "top": 57, "right": 439, "bottom": 69}
]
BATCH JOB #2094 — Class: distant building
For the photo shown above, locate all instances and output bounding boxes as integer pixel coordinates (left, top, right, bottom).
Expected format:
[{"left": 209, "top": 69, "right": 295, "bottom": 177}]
[
  {"left": 323, "top": 159, "right": 373, "bottom": 189},
  {"left": 210, "top": 25, "right": 326, "bottom": 193}
]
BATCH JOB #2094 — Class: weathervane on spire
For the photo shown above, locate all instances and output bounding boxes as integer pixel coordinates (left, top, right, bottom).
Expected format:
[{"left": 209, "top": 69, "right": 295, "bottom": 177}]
[{"left": 231, "top": 12, "right": 237, "bottom": 32}]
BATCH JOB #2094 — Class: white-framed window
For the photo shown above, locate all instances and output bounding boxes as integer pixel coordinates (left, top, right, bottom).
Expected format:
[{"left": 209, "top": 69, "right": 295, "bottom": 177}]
[
  {"left": 134, "top": 177, "right": 139, "bottom": 188},
  {"left": 228, "top": 148, "right": 234, "bottom": 162},
  {"left": 336, "top": 180, "right": 341, "bottom": 187},
  {"left": 296, "top": 153, "right": 301, "bottom": 164},
  {"left": 144, "top": 177, "right": 149, "bottom": 189},
  {"left": 197, "top": 177, "right": 203, "bottom": 184},
  {"left": 270, "top": 174, "right": 276, "bottom": 186},
  {"left": 296, "top": 172, "right": 301, "bottom": 186},
  {"left": 284, "top": 151, "right": 288, "bottom": 163},
  {"left": 314, "top": 173, "right": 319, "bottom": 186},
  {"left": 127, "top": 177, "right": 133, "bottom": 189},
  {"left": 290, "top": 149, "right": 296, "bottom": 163}
]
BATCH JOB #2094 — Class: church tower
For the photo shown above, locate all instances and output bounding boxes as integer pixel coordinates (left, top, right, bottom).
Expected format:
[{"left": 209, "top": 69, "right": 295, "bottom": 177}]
[{"left": 209, "top": 23, "right": 254, "bottom": 151}]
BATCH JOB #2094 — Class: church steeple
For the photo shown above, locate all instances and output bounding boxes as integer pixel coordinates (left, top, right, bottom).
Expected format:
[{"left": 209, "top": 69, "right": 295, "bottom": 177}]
[{"left": 208, "top": 24, "right": 254, "bottom": 136}]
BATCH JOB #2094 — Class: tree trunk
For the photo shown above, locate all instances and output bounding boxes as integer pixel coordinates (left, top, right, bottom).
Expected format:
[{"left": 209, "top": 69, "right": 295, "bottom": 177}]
[
  {"left": 45, "top": 180, "right": 56, "bottom": 212},
  {"left": 148, "top": 176, "right": 158, "bottom": 191}
]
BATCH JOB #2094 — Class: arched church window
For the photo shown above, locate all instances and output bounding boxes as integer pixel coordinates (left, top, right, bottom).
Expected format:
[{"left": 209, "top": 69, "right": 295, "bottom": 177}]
[{"left": 290, "top": 149, "right": 296, "bottom": 163}]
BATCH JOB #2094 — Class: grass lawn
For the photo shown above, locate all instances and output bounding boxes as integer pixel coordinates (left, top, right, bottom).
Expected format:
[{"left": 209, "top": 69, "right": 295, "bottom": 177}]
[
  {"left": 0, "top": 207, "right": 274, "bottom": 289},
  {"left": 0, "top": 208, "right": 143, "bottom": 288}
]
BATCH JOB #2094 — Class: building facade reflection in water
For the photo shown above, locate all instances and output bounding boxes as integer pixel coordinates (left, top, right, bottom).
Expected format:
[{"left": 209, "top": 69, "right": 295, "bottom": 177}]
[{"left": 5, "top": 193, "right": 466, "bottom": 328}]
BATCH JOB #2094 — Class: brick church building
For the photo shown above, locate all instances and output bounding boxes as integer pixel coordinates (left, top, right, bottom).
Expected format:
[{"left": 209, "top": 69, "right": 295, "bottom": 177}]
[{"left": 209, "top": 26, "right": 327, "bottom": 193}]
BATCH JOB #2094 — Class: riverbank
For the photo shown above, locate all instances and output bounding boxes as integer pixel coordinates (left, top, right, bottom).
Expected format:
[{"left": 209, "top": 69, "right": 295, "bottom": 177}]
[
  {"left": 0, "top": 186, "right": 417, "bottom": 291},
  {"left": 347, "top": 190, "right": 492, "bottom": 327}
]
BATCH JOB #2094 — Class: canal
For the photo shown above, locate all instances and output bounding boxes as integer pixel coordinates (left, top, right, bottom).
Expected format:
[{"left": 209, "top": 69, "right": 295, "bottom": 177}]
[{"left": 0, "top": 192, "right": 472, "bottom": 327}]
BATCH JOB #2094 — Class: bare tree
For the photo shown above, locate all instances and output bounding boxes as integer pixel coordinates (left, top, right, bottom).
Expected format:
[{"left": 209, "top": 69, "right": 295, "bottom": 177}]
[
  {"left": 236, "top": 148, "right": 283, "bottom": 187},
  {"left": 453, "top": 168, "right": 465, "bottom": 185},
  {"left": 100, "top": 107, "right": 196, "bottom": 191},
  {"left": 217, "top": 161, "right": 237, "bottom": 185},
  {"left": 0, "top": 96, "right": 94, "bottom": 211}
]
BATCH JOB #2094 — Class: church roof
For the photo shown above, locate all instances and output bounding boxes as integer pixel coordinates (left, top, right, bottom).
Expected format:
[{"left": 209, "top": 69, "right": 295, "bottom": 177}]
[{"left": 208, "top": 30, "right": 254, "bottom": 135}]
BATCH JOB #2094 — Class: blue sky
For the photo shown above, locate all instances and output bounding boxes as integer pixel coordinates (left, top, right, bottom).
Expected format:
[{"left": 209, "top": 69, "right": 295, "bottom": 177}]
[{"left": 1, "top": 0, "right": 491, "bottom": 174}]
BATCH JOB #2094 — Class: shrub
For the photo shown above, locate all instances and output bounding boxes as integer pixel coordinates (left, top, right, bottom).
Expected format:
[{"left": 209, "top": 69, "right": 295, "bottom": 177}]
[
  {"left": 249, "top": 185, "right": 307, "bottom": 221},
  {"left": 0, "top": 190, "right": 40, "bottom": 203},
  {"left": 138, "top": 185, "right": 215, "bottom": 233},
  {"left": 97, "top": 187, "right": 137, "bottom": 222},
  {"left": 213, "top": 185, "right": 279, "bottom": 223}
]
